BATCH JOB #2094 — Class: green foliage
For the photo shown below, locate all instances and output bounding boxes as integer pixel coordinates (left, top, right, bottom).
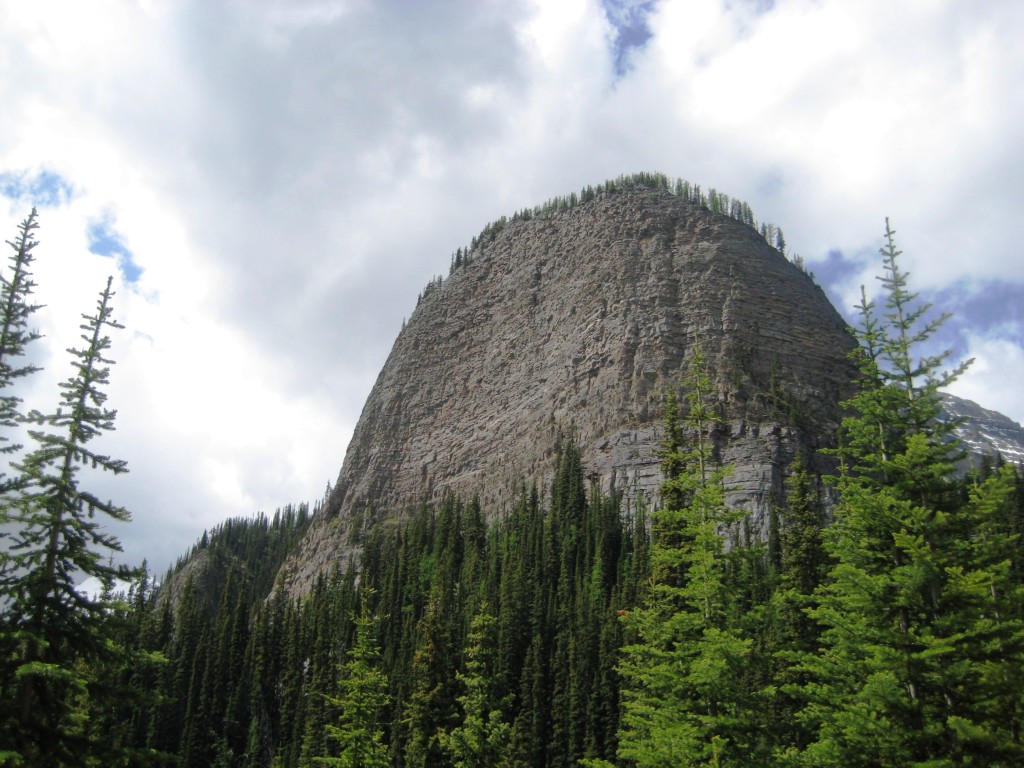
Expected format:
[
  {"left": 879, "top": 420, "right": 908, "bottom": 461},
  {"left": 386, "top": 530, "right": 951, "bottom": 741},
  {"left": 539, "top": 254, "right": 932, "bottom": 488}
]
[
  {"left": 33, "top": 206, "right": 1016, "bottom": 768},
  {"left": 111, "top": 437, "right": 647, "bottom": 768},
  {"left": 165, "top": 503, "right": 313, "bottom": 612},
  {"left": 4, "top": 276, "right": 134, "bottom": 616},
  {"left": 759, "top": 453, "right": 829, "bottom": 753},
  {"left": 0, "top": 206, "right": 43, "bottom": 460},
  {"left": 0, "top": 207, "right": 45, "bottom": 615},
  {"left": 617, "top": 346, "right": 765, "bottom": 767},
  {"left": 317, "top": 598, "right": 390, "bottom": 768},
  {"left": 438, "top": 610, "right": 511, "bottom": 768},
  {"left": 0, "top": 212, "right": 165, "bottom": 767},
  {"left": 783, "top": 221, "right": 1024, "bottom": 766}
]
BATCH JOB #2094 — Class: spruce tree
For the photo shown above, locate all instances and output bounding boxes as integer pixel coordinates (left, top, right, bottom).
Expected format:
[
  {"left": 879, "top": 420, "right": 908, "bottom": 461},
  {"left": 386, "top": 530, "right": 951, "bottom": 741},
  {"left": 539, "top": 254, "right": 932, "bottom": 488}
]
[
  {"left": 0, "top": 208, "right": 44, "bottom": 665},
  {"left": 0, "top": 207, "right": 45, "bottom": 572},
  {"left": 0, "top": 276, "right": 141, "bottom": 767},
  {"left": 615, "top": 346, "right": 756, "bottom": 767},
  {"left": 403, "top": 593, "right": 457, "bottom": 768},
  {"left": 0, "top": 207, "right": 43, "bottom": 457},
  {"left": 439, "top": 609, "right": 512, "bottom": 768},
  {"left": 318, "top": 597, "right": 390, "bottom": 768},
  {"left": 764, "top": 453, "right": 828, "bottom": 754},
  {"left": 787, "top": 221, "right": 1024, "bottom": 766}
]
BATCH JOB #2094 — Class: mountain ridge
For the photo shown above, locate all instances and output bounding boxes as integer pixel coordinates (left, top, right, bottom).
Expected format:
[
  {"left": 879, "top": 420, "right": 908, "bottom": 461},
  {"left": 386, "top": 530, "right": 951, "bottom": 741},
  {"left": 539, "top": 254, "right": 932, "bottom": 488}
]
[{"left": 942, "top": 391, "right": 1024, "bottom": 466}]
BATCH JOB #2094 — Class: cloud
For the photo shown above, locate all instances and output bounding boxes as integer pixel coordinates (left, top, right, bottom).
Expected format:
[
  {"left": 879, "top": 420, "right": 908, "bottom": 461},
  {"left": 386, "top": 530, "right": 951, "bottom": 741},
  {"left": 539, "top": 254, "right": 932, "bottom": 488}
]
[
  {"left": 946, "top": 334, "right": 1024, "bottom": 429},
  {"left": 1, "top": 0, "right": 1022, "bottom": 573},
  {"left": 600, "top": 0, "right": 660, "bottom": 75}
]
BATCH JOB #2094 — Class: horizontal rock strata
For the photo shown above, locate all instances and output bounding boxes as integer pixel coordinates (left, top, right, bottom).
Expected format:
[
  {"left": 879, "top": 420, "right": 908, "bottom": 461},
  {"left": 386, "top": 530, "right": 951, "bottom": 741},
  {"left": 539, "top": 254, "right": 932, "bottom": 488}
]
[{"left": 279, "top": 185, "right": 859, "bottom": 595}]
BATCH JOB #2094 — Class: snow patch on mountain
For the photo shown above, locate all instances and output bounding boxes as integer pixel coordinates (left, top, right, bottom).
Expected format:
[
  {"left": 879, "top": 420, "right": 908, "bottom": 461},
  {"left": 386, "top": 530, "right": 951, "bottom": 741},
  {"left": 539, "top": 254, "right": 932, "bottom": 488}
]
[{"left": 941, "top": 392, "right": 1024, "bottom": 467}]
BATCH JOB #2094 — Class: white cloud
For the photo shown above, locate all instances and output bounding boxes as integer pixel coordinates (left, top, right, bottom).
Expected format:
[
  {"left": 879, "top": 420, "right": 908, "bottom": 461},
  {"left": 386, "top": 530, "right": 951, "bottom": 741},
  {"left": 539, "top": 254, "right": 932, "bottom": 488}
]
[
  {"left": 946, "top": 334, "right": 1024, "bottom": 428},
  {"left": 1, "top": 0, "right": 1022, "bottom": 571}
]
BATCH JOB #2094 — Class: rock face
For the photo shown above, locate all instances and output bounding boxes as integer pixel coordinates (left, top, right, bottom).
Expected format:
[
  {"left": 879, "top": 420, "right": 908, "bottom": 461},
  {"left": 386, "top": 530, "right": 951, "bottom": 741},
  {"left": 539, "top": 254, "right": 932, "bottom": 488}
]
[
  {"left": 941, "top": 393, "right": 1024, "bottom": 466},
  {"left": 277, "top": 185, "right": 859, "bottom": 595}
]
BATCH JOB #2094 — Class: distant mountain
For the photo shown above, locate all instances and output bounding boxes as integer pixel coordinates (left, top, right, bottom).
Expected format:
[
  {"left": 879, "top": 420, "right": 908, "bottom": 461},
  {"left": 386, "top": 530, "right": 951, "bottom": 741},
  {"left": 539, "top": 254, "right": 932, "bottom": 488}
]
[{"left": 941, "top": 392, "right": 1024, "bottom": 467}]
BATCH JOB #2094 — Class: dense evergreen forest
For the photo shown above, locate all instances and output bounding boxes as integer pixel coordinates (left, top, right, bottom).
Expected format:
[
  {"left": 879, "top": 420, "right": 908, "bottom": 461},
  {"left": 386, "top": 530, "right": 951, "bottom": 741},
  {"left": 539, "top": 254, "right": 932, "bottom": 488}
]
[{"left": 1, "top": 207, "right": 1023, "bottom": 767}]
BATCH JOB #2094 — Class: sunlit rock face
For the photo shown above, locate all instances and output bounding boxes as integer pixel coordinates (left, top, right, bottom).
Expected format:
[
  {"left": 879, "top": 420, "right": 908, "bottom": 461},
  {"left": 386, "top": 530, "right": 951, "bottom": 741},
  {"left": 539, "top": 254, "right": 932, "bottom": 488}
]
[{"left": 278, "top": 184, "right": 859, "bottom": 596}]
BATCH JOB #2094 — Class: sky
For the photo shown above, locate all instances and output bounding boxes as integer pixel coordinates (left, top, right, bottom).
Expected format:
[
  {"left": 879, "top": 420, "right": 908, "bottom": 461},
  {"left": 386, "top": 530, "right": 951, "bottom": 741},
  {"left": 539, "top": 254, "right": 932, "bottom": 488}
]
[{"left": 1, "top": 0, "right": 1022, "bottom": 575}]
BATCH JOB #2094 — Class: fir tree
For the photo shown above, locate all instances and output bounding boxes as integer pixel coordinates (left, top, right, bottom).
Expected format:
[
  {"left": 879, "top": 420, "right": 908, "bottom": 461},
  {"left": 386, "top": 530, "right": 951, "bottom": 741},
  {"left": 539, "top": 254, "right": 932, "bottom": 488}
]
[
  {"left": 439, "top": 609, "right": 512, "bottom": 768},
  {"left": 616, "top": 346, "right": 757, "bottom": 767},
  {"left": 776, "top": 453, "right": 826, "bottom": 649},
  {"left": 0, "top": 207, "right": 43, "bottom": 458},
  {"left": 403, "top": 592, "right": 458, "bottom": 768},
  {"left": 764, "top": 453, "right": 828, "bottom": 754},
  {"left": 317, "top": 597, "right": 390, "bottom": 768},
  {"left": 0, "top": 276, "right": 142, "bottom": 767},
  {"left": 787, "top": 221, "right": 1024, "bottom": 766}
]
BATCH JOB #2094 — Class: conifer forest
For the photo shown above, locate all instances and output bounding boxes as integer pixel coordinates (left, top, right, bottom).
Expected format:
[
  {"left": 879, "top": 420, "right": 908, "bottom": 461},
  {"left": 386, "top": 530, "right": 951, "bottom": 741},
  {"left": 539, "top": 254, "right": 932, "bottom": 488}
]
[{"left": 1, "top": 198, "right": 1023, "bottom": 767}]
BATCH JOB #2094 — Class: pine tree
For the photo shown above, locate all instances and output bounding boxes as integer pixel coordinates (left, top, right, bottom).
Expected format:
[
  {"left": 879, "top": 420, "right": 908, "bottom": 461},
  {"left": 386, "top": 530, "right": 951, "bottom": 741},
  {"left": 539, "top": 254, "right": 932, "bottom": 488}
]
[
  {"left": 317, "top": 597, "right": 390, "bottom": 768},
  {"left": 0, "top": 208, "right": 43, "bottom": 453},
  {"left": 787, "top": 221, "right": 1024, "bottom": 766},
  {"left": 0, "top": 276, "right": 141, "bottom": 767},
  {"left": 439, "top": 609, "right": 512, "bottom": 768},
  {"left": 616, "top": 346, "right": 757, "bottom": 767}
]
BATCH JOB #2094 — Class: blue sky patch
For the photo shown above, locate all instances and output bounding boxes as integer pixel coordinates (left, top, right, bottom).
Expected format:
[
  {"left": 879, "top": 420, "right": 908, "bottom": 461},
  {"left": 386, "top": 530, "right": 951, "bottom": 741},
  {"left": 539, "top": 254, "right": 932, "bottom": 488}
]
[
  {"left": 925, "top": 280, "right": 1024, "bottom": 361},
  {"left": 812, "top": 249, "right": 869, "bottom": 305},
  {"left": 0, "top": 169, "right": 75, "bottom": 208},
  {"left": 87, "top": 213, "right": 143, "bottom": 284},
  {"left": 815, "top": 250, "right": 1021, "bottom": 372},
  {"left": 601, "top": 0, "right": 659, "bottom": 76},
  {"left": 743, "top": 0, "right": 776, "bottom": 13},
  {"left": 756, "top": 169, "right": 784, "bottom": 198}
]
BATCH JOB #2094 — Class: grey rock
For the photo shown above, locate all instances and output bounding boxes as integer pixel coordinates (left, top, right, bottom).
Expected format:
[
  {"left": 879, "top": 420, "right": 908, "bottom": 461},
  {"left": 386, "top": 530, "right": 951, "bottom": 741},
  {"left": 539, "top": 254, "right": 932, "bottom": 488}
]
[
  {"left": 278, "top": 185, "right": 859, "bottom": 596},
  {"left": 940, "top": 392, "right": 1024, "bottom": 467}
]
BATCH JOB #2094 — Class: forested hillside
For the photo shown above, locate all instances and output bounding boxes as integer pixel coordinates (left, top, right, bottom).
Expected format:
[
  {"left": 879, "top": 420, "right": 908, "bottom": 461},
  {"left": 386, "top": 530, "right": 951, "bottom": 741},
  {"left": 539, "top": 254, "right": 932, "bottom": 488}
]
[
  {"left": 90, "top": 366, "right": 1024, "bottom": 767},
  {"left": 121, "top": 444, "right": 650, "bottom": 766}
]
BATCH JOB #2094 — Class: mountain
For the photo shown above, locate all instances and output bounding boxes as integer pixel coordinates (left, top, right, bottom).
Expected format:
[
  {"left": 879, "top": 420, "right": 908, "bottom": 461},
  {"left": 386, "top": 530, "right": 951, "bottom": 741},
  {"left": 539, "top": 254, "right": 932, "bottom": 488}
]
[
  {"left": 941, "top": 392, "right": 1024, "bottom": 467},
  {"left": 112, "top": 177, "right": 1024, "bottom": 767},
  {"left": 277, "top": 180, "right": 859, "bottom": 595}
]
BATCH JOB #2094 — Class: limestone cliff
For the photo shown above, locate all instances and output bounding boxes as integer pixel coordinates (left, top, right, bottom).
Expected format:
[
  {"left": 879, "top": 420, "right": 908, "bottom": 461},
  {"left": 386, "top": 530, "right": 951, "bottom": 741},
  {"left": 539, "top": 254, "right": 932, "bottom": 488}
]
[{"left": 277, "top": 184, "right": 859, "bottom": 595}]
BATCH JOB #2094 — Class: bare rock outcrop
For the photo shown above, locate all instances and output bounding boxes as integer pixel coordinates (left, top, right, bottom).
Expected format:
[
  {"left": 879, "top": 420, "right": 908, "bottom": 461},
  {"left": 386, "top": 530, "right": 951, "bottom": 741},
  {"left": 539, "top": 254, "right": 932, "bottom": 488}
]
[{"left": 278, "top": 185, "right": 858, "bottom": 595}]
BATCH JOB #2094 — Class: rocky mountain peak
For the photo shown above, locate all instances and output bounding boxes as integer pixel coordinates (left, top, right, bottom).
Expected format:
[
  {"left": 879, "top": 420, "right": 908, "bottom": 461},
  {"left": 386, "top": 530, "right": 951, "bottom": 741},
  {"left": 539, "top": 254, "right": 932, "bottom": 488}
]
[{"left": 277, "top": 182, "right": 860, "bottom": 595}]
